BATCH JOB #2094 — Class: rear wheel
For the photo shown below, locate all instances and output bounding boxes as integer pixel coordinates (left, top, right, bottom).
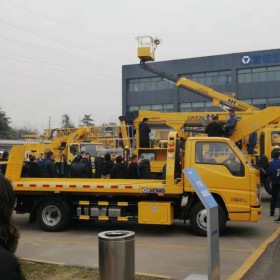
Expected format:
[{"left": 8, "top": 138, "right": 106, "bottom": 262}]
[
  {"left": 189, "top": 202, "right": 227, "bottom": 236},
  {"left": 36, "top": 200, "right": 71, "bottom": 232}
]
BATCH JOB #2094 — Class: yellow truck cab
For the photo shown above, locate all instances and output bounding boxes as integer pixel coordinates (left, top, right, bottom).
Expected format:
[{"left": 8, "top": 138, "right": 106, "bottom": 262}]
[{"left": 5, "top": 132, "right": 261, "bottom": 236}]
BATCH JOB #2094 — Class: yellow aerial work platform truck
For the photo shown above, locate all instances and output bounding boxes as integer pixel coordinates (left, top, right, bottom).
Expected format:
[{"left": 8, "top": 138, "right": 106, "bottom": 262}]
[{"left": 5, "top": 132, "right": 261, "bottom": 236}]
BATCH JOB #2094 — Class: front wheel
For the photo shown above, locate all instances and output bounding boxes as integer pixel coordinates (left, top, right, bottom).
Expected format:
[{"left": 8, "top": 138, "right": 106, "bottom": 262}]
[
  {"left": 189, "top": 202, "right": 227, "bottom": 236},
  {"left": 36, "top": 200, "right": 71, "bottom": 232}
]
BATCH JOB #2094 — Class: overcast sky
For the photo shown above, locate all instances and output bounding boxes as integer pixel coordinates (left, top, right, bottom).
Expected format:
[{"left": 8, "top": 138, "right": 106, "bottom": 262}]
[{"left": 0, "top": 0, "right": 279, "bottom": 133}]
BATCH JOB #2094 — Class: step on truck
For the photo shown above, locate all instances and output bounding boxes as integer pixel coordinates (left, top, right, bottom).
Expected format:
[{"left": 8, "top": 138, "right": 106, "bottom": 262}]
[{"left": 5, "top": 132, "right": 261, "bottom": 236}]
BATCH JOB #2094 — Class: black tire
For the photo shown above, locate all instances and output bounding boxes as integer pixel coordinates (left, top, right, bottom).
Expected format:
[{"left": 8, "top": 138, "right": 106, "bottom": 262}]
[
  {"left": 189, "top": 202, "right": 227, "bottom": 236},
  {"left": 36, "top": 199, "right": 71, "bottom": 232},
  {"left": 264, "top": 177, "right": 272, "bottom": 195}
]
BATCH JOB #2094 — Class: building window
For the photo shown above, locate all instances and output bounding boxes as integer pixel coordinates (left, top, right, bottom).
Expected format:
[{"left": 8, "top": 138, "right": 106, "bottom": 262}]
[
  {"left": 128, "top": 77, "right": 175, "bottom": 92},
  {"left": 238, "top": 65, "right": 280, "bottom": 83},
  {"left": 162, "top": 104, "right": 174, "bottom": 112},
  {"left": 128, "top": 105, "right": 139, "bottom": 112},
  {"left": 139, "top": 105, "right": 151, "bottom": 110},
  {"left": 182, "top": 70, "right": 232, "bottom": 86},
  {"left": 268, "top": 97, "right": 280, "bottom": 105},
  {"left": 151, "top": 104, "right": 163, "bottom": 110},
  {"left": 128, "top": 104, "right": 174, "bottom": 113},
  {"left": 240, "top": 99, "right": 252, "bottom": 104},
  {"left": 179, "top": 101, "right": 223, "bottom": 112}
]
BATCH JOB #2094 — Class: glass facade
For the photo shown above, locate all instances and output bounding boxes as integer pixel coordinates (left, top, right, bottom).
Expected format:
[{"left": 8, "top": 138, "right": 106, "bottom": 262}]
[
  {"left": 128, "top": 103, "right": 174, "bottom": 112},
  {"left": 123, "top": 50, "right": 280, "bottom": 116},
  {"left": 128, "top": 77, "right": 176, "bottom": 92},
  {"left": 183, "top": 70, "right": 232, "bottom": 86},
  {"left": 179, "top": 102, "right": 222, "bottom": 112},
  {"left": 238, "top": 66, "right": 280, "bottom": 83}
]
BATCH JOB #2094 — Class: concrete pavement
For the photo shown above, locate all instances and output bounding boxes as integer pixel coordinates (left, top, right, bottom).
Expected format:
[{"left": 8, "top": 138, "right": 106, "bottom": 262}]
[{"left": 14, "top": 189, "right": 280, "bottom": 279}]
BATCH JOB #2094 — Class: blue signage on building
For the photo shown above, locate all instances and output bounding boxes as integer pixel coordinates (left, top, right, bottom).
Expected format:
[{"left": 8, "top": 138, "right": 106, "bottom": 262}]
[{"left": 241, "top": 53, "right": 280, "bottom": 65}]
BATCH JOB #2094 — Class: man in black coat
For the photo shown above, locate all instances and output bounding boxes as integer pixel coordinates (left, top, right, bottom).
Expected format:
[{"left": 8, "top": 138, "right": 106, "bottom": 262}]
[
  {"left": 139, "top": 118, "right": 151, "bottom": 148},
  {"left": 128, "top": 155, "right": 140, "bottom": 179},
  {"left": 82, "top": 152, "right": 93, "bottom": 178},
  {"left": 69, "top": 154, "right": 88, "bottom": 178},
  {"left": 28, "top": 155, "right": 41, "bottom": 177},
  {"left": 205, "top": 116, "right": 224, "bottom": 137},
  {"left": 101, "top": 153, "right": 114, "bottom": 178},
  {"left": 139, "top": 157, "right": 152, "bottom": 179},
  {"left": 111, "top": 156, "right": 128, "bottom": 179},
  {"left": 94, "top": 152, "right": 104, "bottom": 178},
  {"left": 42, "top": 151, "right": 58, "bottom": 178}
]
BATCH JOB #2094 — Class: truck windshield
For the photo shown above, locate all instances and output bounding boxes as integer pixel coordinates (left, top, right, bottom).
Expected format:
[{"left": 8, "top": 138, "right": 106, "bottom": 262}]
[
  {"left": 80, "top": 144, "right": 105, "bottom": 157},
  {"left": 195, "top": 141, "right": 245, "bottom": 176}
]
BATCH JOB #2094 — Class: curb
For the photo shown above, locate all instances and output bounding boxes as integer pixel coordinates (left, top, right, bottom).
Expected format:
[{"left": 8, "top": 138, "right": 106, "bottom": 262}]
[
  {"left": 136, "top": 272, "right": 171, "bottom": 279},
  {"left": 19, "top": 258, "right": 171, "bottom": 279},
  {"left": 228, "top": 226, "right": 280, "bottom": 280}
]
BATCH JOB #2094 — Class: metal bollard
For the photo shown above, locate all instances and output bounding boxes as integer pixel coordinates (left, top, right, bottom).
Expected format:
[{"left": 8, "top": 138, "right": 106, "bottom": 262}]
[{"left": 98, "top": 230, "right": 135, "bottom": 280}]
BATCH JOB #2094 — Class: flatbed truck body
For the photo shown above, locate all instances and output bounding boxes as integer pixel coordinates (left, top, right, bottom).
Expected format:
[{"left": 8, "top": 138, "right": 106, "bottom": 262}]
[{"left": 4, "top": 133, "right": 261, "bottom": 236}]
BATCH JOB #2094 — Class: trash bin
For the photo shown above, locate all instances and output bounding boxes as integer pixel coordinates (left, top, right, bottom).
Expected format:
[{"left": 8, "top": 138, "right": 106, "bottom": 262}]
[{"left": 98, "top": 230, "right": 135, "bottom": 280}]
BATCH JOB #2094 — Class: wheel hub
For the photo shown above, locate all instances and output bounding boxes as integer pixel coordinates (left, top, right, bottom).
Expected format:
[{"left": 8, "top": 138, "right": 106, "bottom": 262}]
[
  {"left": 42, "top": 205, "right": 61, "bottom": 226},
  {"left": 196, "top": 209, "right": 207, "bottom": 230}
]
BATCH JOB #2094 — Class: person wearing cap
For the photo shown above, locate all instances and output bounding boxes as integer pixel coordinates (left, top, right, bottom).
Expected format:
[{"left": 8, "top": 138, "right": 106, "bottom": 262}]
[
  {"left": 224, "top": 108, "right": 238, "bottom": 137},
  {"left": 205, "top": 116, "right": 224, "bottom": 137},
  {"left": 139, "top": 117, "right": 151, "bottom": 148}
]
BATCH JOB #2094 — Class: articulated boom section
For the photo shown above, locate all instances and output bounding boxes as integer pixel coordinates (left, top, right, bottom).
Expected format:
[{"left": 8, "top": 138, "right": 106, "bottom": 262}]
[
  {"left": 231, "top": 107, "right": 280, "bottom": 142},
  {"left": 176, "top": 78, "right": 259, "bottom": 112},
  {"left": 139, "top": 61, "right": 259, "bottom": 112}
]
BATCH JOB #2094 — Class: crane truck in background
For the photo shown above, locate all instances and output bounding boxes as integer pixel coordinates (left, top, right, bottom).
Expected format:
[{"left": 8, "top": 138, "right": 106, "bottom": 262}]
[
  {"left": 4, "top": 130, "right": 261, "bottom": 236},
  {"left": 135, "top": 36, "right": 280, "bottom": 194},
  {"left": 21, "top": 127, "right": 106, "bottom": 177}
]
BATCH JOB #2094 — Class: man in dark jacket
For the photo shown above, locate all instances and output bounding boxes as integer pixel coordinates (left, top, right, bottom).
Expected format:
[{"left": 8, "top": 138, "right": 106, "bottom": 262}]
[
  {"left": 224, "top": 108, "right": 238, "bottom": 137},
  {"left": 94, "top": 152, "right": 104, "bottom": 178},
  {"left": 70, "top": 154, "right": 88, "bottom": 178},
  {"left": 268, "top": 149, "right": 280, "bottom": 220},
  {"left": 42, "top": 151, "right": 57, "bottom": 178},
  {"left": 101, "top": 153, "right": 114, "bottom": 178},
  {"left": 128, "top": 155, "right": 140, "bottom": 179},
  {"left": 82, "top": 152, "right": 93, "bottom": 178},
  {"left": 139, "top": 157, "right": 152, "bottom": 179},
  {"left": 0, "top": 175, "right": 26, "bottom": 280},
  {"left": 28, "top": 155, "right": 41, "bottom": 177},
  {"left": 111, "top": 156, "right": 128, "bottom": 179},
  {"left": 139, "top": 118, "right": 151, "bottom": 148},
  {"left": 205, "top": 116, "right": 224, "bottom": 137}
]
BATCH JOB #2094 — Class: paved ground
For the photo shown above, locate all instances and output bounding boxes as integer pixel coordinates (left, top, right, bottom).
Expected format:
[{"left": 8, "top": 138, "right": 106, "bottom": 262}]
[
  {"left": 13, "top": 189, "right": 279, "bottom": 280},
  {"left": 241, "top": 235, "right": 280, "bottom": 280}
]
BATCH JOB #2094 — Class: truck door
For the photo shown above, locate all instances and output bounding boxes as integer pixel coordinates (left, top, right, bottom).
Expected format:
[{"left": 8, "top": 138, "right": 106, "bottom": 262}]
[{"left": 189, "top": 140, "right": 251, "bottom": 197}]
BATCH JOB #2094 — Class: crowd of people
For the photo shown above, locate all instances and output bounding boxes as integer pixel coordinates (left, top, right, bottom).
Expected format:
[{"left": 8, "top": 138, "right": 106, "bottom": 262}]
[
  {"left": 94, "top": 153, "right": 153, "bottom": 179},
  {"left": 0, "top": 149, "right": 153, "bottom": 180}
]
